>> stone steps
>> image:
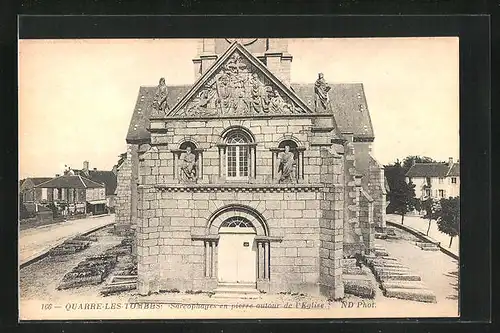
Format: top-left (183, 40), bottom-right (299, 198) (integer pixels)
top-left (212, 283), bottom-right (261, 299)
top-left (384, 288), bottom-right (437, 303)
top-left (364, 246), bottom-right (437, 303)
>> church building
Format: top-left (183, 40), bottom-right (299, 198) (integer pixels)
top-left (115, 38), bottom-right (386, 299)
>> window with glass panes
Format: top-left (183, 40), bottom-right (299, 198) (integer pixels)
top-left (226, 132), bottom-right (250, 179)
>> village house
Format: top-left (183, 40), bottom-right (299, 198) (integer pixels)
top-left (70, 161), bottom-right (119, 212)
top-left (19, 177), bottom-right (53, 203)
top-left (405, 157), bottom-right (460, 200)
top-left (34, 174), bottom-right (107, 216)
top-left (115, 39), bottom-right (387, 299)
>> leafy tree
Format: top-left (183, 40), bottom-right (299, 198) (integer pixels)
top-left (386, 161), bottom-right (417, 224)
top-left (402, 155), bottom-right (437, 174)
top-left (422, 197), bottom-right (440, 236)
top-left (435, 197), bottom-right (460, 248)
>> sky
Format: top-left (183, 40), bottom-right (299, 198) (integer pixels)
top-left (19, 38), bottom-right (459, 179)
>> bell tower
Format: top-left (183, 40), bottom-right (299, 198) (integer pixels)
top-left (192, 38), bottom-right (293, 86)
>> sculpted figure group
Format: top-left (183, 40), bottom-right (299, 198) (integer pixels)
top-left (183, 52), bottom-right (301, 116)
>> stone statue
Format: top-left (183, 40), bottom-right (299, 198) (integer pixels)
top-left (278, 145), bottom-right (296, 183)
top-left (153, 77), bottom-right (169, 113)
top-left (179, 146), bottom-right (198, 182)
top-left (314, 73), bottom-right (331, 111)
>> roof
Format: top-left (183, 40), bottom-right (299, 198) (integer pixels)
top-left (447, 163), bottom-right (460, 177)
top-left (23, 177), bottom-right (54, 186)
top-left (406, 163), bottom-right (452, 178)
top-left (73, 170), bottom-right (117, 195)
top-left (126, 82), bottom-right (374, 142)
top-left (35, 175), bottom-right (105, 189)
top-left (291, 83), bottom-right (374, 139)
top-left (126, 85), bottom-right (191, 142)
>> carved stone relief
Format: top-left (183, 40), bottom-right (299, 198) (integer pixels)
top-left (178, 51), bottom-right (306, 117)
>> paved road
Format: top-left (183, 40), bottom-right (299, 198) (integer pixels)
top-left (19, 214), bottom-right (116, 266)
top-left (387, 214), bottom-right (459, 257)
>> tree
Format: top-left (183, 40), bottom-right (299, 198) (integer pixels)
top-left (422, 197), bottom-right (440, 236)
top-left (386, 161), bottom-right (417, 224)
top-left (402, 155), bottom-right (436, 174)
top-left (435, 197), bottom-right (460, 248)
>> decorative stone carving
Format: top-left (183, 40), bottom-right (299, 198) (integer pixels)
top-left (152, 77), bottom-right (169, 113)
top-left (278, 145), bottom-right (297, 183)
top-left (179, 51), bottom-right (306, 117)
top-left (179, 146), bottom-right (198, 182)
top-left (314, 73), bottom-right (331, 111)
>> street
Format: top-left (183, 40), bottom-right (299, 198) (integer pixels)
top-left (387, 213), bottom-right (459, 257)
top-left (19, 214), bottom-right (116, 266)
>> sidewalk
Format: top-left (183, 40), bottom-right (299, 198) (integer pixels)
top-left (19, 214), bottom-right (116, 266)
top-left (386, 214), bottom-right (459, 258)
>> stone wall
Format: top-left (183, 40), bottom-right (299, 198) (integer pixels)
top-left (115, 144), bottom-right (133, 229)
top-left (136, 182), bottom-right (327, 296)
top-left (318, 146), bottom-right (345, 300)
top-left (342, 135), bottom-right (365, 257)
top-left (368, 156), bottom-right (387, 229)
top-left (359, 189), bottom-right (375, 253)
top-left (148, 118), bottom-right (317, 184)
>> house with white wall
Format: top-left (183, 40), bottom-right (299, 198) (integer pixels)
top-left (405, 157), bottom-right (460, 200)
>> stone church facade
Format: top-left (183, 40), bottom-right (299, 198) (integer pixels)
top-left (115, 38), bottom-right (386, 299)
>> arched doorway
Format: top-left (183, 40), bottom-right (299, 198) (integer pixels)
top-left (217, 217), bottom-right (258, 285)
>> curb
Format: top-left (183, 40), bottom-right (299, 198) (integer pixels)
top-left (386, 221), bottom-right (459, 261)
top-left (20, 222), bottom-right (116, 269)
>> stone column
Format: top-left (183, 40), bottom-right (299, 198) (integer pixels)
top-left (263, 242), bottom-right (269, 279)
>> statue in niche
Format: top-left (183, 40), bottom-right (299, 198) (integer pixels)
top-left (153, 77), bottom-right (169, 113)
top-left (179, 146), bottom-right (198, 182)
top-left (314, 73), bottom-right (331, 111)
top-left (278, 145), bottom-right (297, 183)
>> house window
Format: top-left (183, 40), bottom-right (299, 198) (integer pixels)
top-left (426, 177), bottom-right (431, 185)
top-left (425, 189), bottom-right (431, 197)
top-left (439, 177), bottom-right (444, 184)
top-left (41, 188), bottom-right (47, 200)
top-left (439, 189), bottom-right (445, 198)
top-left (451, 177), bottom-right (457, 184)
top-left (227, 133), bottom-right (249, 179)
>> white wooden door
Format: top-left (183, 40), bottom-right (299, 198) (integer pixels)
top-left (218, 229), bottom-right (256, 284)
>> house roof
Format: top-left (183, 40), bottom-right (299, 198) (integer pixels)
top-left (73, 170), bottom-right (117, 195)
top-left (406, 163), bottom-right (452, 178)
top-left (23, 177), bottom-right (54, 186)
top-left (35, 175), bottom-right (105, 189)
top-left (291, 83), bottom-right (374, 138)
top-left (447, 163), bottom-right (460, 177)
top-left (126, 85), bottom-right (191, 142)
top-left (126, 82), bottom-right (374, 142)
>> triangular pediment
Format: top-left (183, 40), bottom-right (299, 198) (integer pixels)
top-left (165, 42), bottom-right (315, 118)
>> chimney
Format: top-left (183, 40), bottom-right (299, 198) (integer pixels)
top-left (83, 161), bottom-right (89, 172)
top-left (55, 174), bottom-right (60, 177)
top-left (448, 157), bottom-right (453, 165)
top-left (93, 168), bottom-right (97, 171)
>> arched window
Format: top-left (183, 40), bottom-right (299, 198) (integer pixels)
top-left (221, 217), bottom-right (255, 228)
top-left (219, 128), bottom-right (256, 181)
top-left (226, 132), bottom-right (251, 179)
